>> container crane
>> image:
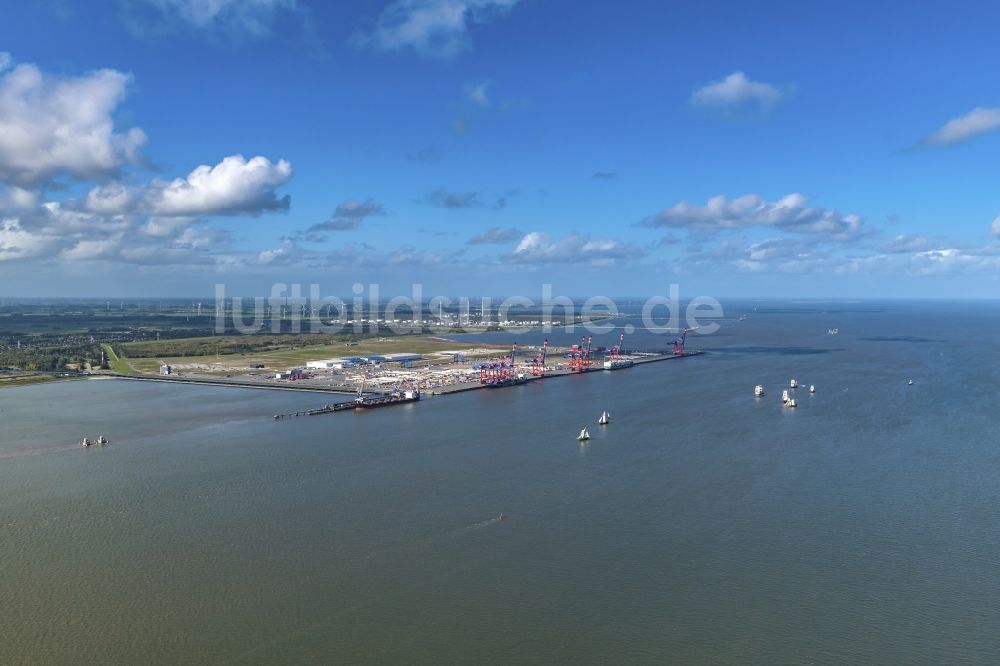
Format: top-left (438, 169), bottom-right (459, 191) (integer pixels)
top-left (609, 332), bottom-right (625, 361)
top-left (672, 327), bottom-right (698, 355)
top-left (531, 339), bottom-right (548, 376)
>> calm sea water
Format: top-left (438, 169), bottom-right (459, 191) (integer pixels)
top-left (3, 300), bottom-right (1000, 664)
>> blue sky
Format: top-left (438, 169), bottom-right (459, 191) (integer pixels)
top-left (1, 0), bottom-right (1000, 298)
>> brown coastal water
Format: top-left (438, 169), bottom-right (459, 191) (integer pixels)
top-left (3, 301), bottom-right (1000, 663)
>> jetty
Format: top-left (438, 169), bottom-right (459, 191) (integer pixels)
top-left (272, 388), bottom-right (421, 419)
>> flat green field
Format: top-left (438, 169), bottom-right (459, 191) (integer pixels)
top-left (101, 344), bottom-right (135, 374)
top-left (123, 336), bottom-right (500, 374)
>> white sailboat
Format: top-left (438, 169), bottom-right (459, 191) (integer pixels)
top-left (786, 398), bottom-right (797, 408)
top-left (577, 428), bottom-right (590, 441)
top-left (781, 389), bottom-right (789, 403)
top-left (790, 378), bottom-right (799, 389)
top-left (754, 384), bottom-right (765, 397)
top-left (809, 385), bottom-right (815, 393)
top-left (598, 411), bottom-right (610, 425)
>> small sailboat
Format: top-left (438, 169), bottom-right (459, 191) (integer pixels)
top-left (789, 378), bottom-right (799, 389)
top-left (598, 411), bottom-right (610, 425)
top-left (782, 389), bottom-right (789, 403)
top-left (80, 437), bottom-right (91, 448)
top-left (754, 384), bottom-right (765, 397)
top-left (97, 435), bottom-right (109, 446)
top-left (809, 385), bottom-right (815, 394)
top-left (577, 428), bottom-right (590, 441)
top-left (908, 379), bottom-right (914, 386)
top-left (786, 398), bottom-right (797, 408)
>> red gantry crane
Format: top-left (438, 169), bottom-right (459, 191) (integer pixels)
top-left (531, 339), bottom-right (548, 376)
top-left (571, 336), bottom-right (593, 372)
top-left (608, 332), bottom-right (625, 361)
top-left (672, 327), bottom-right (698, 356)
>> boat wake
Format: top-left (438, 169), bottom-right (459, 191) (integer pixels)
top-left (0, 443), bottom-right (81, 460)
top-left (461, 514), bottom-right (505, 532)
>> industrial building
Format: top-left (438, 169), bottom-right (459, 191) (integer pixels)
top-left (306, 358), bottom-right (357, 370)
top-left (305, 353), bottom-right (422, 370)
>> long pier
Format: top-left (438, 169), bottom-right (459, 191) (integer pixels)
top-left (272, 400), bottom-right (358, 419)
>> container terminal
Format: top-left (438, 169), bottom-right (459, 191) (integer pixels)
top-left (263, 328), bottom-right (701, 418)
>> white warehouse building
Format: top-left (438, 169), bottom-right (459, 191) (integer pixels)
top-left (306, 358), bottom-right (356, 370)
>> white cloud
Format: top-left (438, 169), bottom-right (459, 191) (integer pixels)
top-left (61, 236), bottom-right (124, 261)
top-left (992, 216), bottom-right (1000, 237)
top-left (879, 234), bottom-right (932, 254)
top-left (691, 71), bottom-right (783, 108)
top-left (0, 61), bottom-right (146, 186)
top-left (926, 107), bottom-right (1000, 146)
top-left (85, 182), bottom-right (137, 215)
top-left (126, 0), bottom-right (296, 36)
top-left (465, 81), bottom-right (490, 106)
top-left (911, 247), bottom-right (1000, 275)
top-left (468, 226), bottom-right (520, 244)
top-left (0, 53), bottom-right (11, 71)
top-left (144, 154), bottom-right (292, 216)
top-left (141, 217), bottom-right (194, 238)
top-left (646, 192), bottom-right (868, 242)
top-left (0, 185), bottom-right (39, 210)
top-left (509, 232), bottom-right (643, 264)
top-left (0, 217), bottom-right (57, 261)
top-left (257, 243), bottom-right (295, 265)
top-left (82, 154), bottom-right (292, 217)
top-left (358, 0), bottom-right (520, 58)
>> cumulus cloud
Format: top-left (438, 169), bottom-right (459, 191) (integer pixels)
top-left (678, 235), bottom-right (836, 275)
top-left (144, 154), bottom-right (292, 216)
top-left (357, 0), bottom-right (521, 58)
top-left (0, 217), bottom-right (57, 261)
top-left (879, 234), bottom-right (932, 254)
top-left (81, 154), bottom-right (292, 217)
top-left (0, 61), bottom-right (146, 187)
top-left (509, 232), bottom-right (644, 264)
top-left (644, 192), bottom-right (869, 242)
top-left (690, 71), bottom-right (783, 109)
top-left (124, 0), bottom-right (297, 37)
top-left (0, 200), bottom-right (222, 266)
top-left (0, 185), bottom-right (39, 210)
top-left (0, 52), bottom-right (11, 71)
top-left (912, 247), bottom-right (1000, 275)
top-left (85, 182), bottom-right (137, 215)
top-left (992, 216), bottom-right (1000, 237)
top-left (257, 242), bottom-right (297, 266)
top-left (926, 107), bottom-right (1000, 146)
top-left (308, 198), bottom-right (386, 232)
top-left (468, 226), bottom-right (520, 244)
